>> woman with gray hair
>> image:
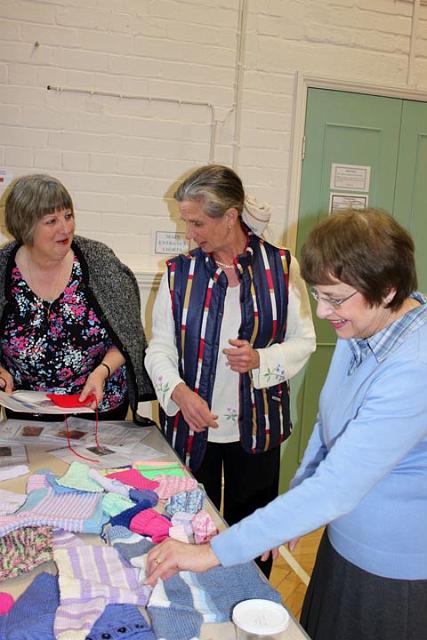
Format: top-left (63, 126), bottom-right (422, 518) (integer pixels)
top-left (0, 174), bottom-right (153, 421)
top-left (145, 164), bottom-right (315, 576)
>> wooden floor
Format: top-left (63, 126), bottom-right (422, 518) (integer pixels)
top-left (269, 528), bottom-right (324, 620)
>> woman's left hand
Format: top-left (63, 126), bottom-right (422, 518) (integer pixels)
top-left (79, 367), bottom-right (107, 408)
top-left (260, 547), bottom-right (280, 563)
top-left (223, 339), bottom-right (260, 373)
top-left (145, 539), bottom-right (220, 586)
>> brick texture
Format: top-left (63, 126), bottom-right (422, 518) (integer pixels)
top-left (0, 0), bottom-right (426, 269)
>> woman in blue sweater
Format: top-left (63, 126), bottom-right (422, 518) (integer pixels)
top-left (146, 209), bottom-right (427, 640)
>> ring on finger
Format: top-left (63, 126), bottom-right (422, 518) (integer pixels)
top-left (154, 557), bottom-right (162, 565)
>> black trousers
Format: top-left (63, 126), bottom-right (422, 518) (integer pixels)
top-left (193, 441), bottom-right (281, 578)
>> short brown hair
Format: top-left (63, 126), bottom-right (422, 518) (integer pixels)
top-left (300, 209), bottom-right (417, 310)
top-left (174, 164), bottom-right (245, 219)
top-left (5, 174), bottom-right (74, 245)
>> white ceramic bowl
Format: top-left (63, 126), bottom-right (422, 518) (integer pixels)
top-left (232, 599), bottom-right (290, 639)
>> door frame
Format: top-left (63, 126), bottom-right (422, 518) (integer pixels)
top-left (286, 73), bottom-right (427, 252)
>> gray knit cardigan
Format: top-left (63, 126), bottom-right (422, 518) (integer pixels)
top-left (0, 235), bottom-right (154, 418)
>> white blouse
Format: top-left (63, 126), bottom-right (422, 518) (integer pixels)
top-left (145, 256), bottom-right (316, 442)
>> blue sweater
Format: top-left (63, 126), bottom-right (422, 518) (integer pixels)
top-left (211, 297), bottom-right (427, 579)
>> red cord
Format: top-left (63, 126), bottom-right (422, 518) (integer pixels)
top-left (94, 402), bottom-right (100, 449)
top-left (64, 404), bottom-right (100, 464)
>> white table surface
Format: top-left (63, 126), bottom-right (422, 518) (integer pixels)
top-left (0, 422), bottom-right (309, 640)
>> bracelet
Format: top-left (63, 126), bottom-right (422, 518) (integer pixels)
top-left (99, 362), bottom-right (111, 379)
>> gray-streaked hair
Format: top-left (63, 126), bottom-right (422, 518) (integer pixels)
top-left (5, 174), bottom-right (74, 245)
top-left (174, 164), bottom-right (245, 218)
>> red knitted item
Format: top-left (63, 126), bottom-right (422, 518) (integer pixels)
top-left (46, 393), bottom-right (94, 408)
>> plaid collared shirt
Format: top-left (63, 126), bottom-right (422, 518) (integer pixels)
top-left (348, 292), bottom-right (427, 374)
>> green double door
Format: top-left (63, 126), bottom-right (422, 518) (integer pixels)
top-left (280, 88), bottom-right (427, 491)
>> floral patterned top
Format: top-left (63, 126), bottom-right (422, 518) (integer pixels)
top-left (0, 256), bottom-right (128, 412)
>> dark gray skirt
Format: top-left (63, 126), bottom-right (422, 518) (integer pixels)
top-left (300, 530), bottom-right (427, 640)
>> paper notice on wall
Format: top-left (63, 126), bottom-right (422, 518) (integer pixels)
top-left (330, 163), bottom-right (371, 192)
top-left (155, 231), bottom-right (189, 255)
top-left (329, 193), bottom-right (368, 214)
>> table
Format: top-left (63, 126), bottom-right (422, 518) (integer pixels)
top-left (0, 423), bottom-right (309, 640)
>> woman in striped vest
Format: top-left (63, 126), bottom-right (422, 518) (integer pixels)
top-left (145, 164), bottom-right (315, 576)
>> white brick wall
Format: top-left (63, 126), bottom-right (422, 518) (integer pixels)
top-left (0, 0), bottom-right (426, 272)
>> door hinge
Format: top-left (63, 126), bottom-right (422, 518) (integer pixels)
top-left (301, 136), bottom-right (306, 160)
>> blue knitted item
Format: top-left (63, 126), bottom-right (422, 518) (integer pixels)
top-left (106, 525), bottom-right (155, 564)
top-left (0, 572), bottom-right (59, 640)
top-left (87, 603), bottom-right (156, 640)
top-left (148, 560), bottom-right (282, 640)
top-left (109, 501), bottom-right (158, 528)
top-left (148, 604), bottom-right (203, 640)
top-left (195, 561), bottom-right (282, 618)
top-left (164, 489), bottom-right (204, 516)
top-left (129, 488), bottom-right (159, 507)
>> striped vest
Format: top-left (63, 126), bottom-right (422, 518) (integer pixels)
top-left (161, 233), bottom-right (292, 472)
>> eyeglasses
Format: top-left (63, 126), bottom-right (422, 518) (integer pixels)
top-left (309, 288), bottom-right (358, 308)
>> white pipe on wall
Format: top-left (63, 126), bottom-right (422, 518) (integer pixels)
top-left (407, 0), bottom-right (421, 86)
top-left (46, 85), bottom-right (217, 162)
top-left (232, 0), bottom-right (248, 170)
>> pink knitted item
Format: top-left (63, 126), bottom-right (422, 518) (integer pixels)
top-left (26, 471), bottom-right (50, 493)
top-left (171, 511), bottom-right (194, 537)
top-left (0, 592), bottom-right (14, 615)
top-left (129, 508), bottom-right (171, 543)
top-left (106, 469), bottom-right (159, 491)
top-left (191, 510), bottom-right (218, 544)
top-left (154, 475), bottom-right (198, 500)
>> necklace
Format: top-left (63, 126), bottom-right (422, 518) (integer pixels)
top-left (39, 298), bottom-right (55, 317)
top-left (215, 260), bottom-right (235, 269)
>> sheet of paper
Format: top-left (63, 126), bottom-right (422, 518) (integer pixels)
top-left (0, 419), bottom-right (93, 447)
top-left (330, 163), bottom-right (371, 192)
top-left (0, 390), bottom-right (94, 414)
top-left (0, 418), bottom-right (152, 451)
top-left (0, 443), bottom-right (28, 466)
top-left (48, 442), bottom-right (167, 468)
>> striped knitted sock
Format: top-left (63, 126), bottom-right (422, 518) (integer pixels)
top-left (107, 526), bottom-right (203, 640)
top-left (0, 487), bottom-right (107, 537)
top-left (148, 573), bottom-right (204, 640)
top-left (147, 561), bottom-right (282, 640)
top-left (106, 525), bottom-right (154, 582)
top-left (53, 535), bottom-right (151, 640)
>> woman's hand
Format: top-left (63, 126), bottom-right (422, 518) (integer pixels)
top-left (145, 539), bottom-right (220, 586)
top-left (288, 537), bottom-right (300, 552)
top-left (171, 383), bottom-right (218, 432)
top-left (260, 547), bottom-right (280, 563)
top-left (0, 367), bottom-right (14, 394)
top-left (223, 339), bottom-right (260, 373)
top-left (79, 348), bottom-right (125, 408)
top-left (79, 366), bottom-right (108, 408)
